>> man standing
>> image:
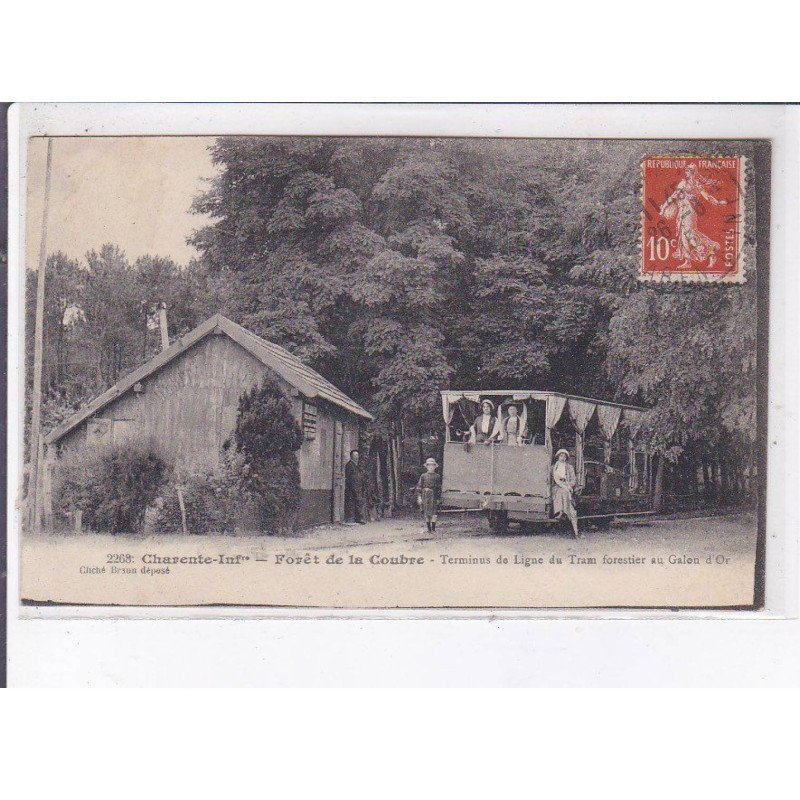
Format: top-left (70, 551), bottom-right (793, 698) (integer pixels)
top-left (344, 449), bottom-right (366, 524)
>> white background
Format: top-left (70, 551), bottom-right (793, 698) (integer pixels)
top-left (7, 103), bottom-right (800, 687)
top-left (1, 7), bottom-right (799, 798)
top-left (1, 690), bottom-right (796, 800)
top-left (0, 7), bottom-right (800, 700)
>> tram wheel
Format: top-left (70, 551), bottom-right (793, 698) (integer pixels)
top-left (488, 510), bottom-right (509, 534)
top-left (519, 520), bottom-right (547, 535)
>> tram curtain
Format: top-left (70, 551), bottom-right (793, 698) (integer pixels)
top-left (623, 408), bottom-right (647, 491)
top-left (597, 405), bottom-right (622, 475)
top-left (544, 395), bottom-right (567, 453)
top-left (597, 405), bottom-right (621, 441)
top-left (520, 402), bottom-right (528, 445)
top-left (442, 396), bottom-right (454, 425)
top-left (568, 399), bottom-right (596, 489)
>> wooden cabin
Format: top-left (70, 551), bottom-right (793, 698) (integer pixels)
top-left (44, 314), bottom-right (373, 529)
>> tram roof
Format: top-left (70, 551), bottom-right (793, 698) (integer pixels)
top-left (439, 389), bottom-right (648, 413)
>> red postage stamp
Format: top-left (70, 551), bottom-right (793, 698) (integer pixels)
top-left (640, 155), bottom-right (745, 283)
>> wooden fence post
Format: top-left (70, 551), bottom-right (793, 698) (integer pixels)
top-left (374, 450), bottom-right (382, 519)
top-left (391, 433), bottom-right (401, 507)
top-left (652, 455), bottom-right (665, 513)
top-left (176, 487), bottom-right (189, 535)
top-left (41, 440), bottom-right (55, 532)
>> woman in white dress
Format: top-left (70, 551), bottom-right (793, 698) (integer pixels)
top-left (552, 448), bottom-right (579, 538)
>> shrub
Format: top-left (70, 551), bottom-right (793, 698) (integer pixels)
top-left (154, 462), bottom-right (241, 535)
top-left (54, 441), bottom-right (171, 533)
top-left (233, 376), bottom-right (303, 531)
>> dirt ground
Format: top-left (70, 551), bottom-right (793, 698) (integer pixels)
top-left (280, 509), bottom-right (757, 555)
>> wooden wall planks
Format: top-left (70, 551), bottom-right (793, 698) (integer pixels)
top-left (55, 333), bottom-right (362, 501)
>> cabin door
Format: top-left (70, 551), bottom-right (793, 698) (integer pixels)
top-left (332, 420), bottom-right (345, 522)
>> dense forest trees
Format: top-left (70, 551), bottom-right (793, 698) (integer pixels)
top-left (25, 244), bottom-right (212, 435)
top-left (188, 138), bottom-right (616, 424)
top-left (26, 137), bottom-right (760, 506)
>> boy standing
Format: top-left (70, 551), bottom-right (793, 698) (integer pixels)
top-left (416, 457), bottom-right (442, 533)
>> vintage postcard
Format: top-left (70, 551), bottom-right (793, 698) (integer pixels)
top-left (10, 106), bottom-right (777, 611)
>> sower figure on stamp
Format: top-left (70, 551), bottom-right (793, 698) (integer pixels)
top-left (659, 163), bottom-right (731, 270)
top-left (552, 448), bottom-right (580, 539)
top-left (416, 457), bottom-right (442, 534)
top-left (344, 449), bottom-right (366, 524)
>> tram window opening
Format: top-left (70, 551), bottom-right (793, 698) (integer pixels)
top-left (524, 399), bottom-right (546, 445)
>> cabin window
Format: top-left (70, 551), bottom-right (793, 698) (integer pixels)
top-left (549, 408), bottom-right (575, 455)
top-left (302, 402), bottom-right (318, 440)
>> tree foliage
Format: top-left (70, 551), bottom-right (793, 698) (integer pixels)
top-left (188, 138), bottom-right (614, 428)
top-left (568, 141), bottom-right (758, 465)
top-left (31, 137), bottom-right (760, 490)
top-left (25, 245), bottom-right (213, 422)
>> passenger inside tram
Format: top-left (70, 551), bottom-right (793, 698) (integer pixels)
top-left (444, 395), bottom-right (547, 448)
top-left (500, 403), bottom-right (528, 446)
top-left (470, 400), bottom-right (500, 444)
